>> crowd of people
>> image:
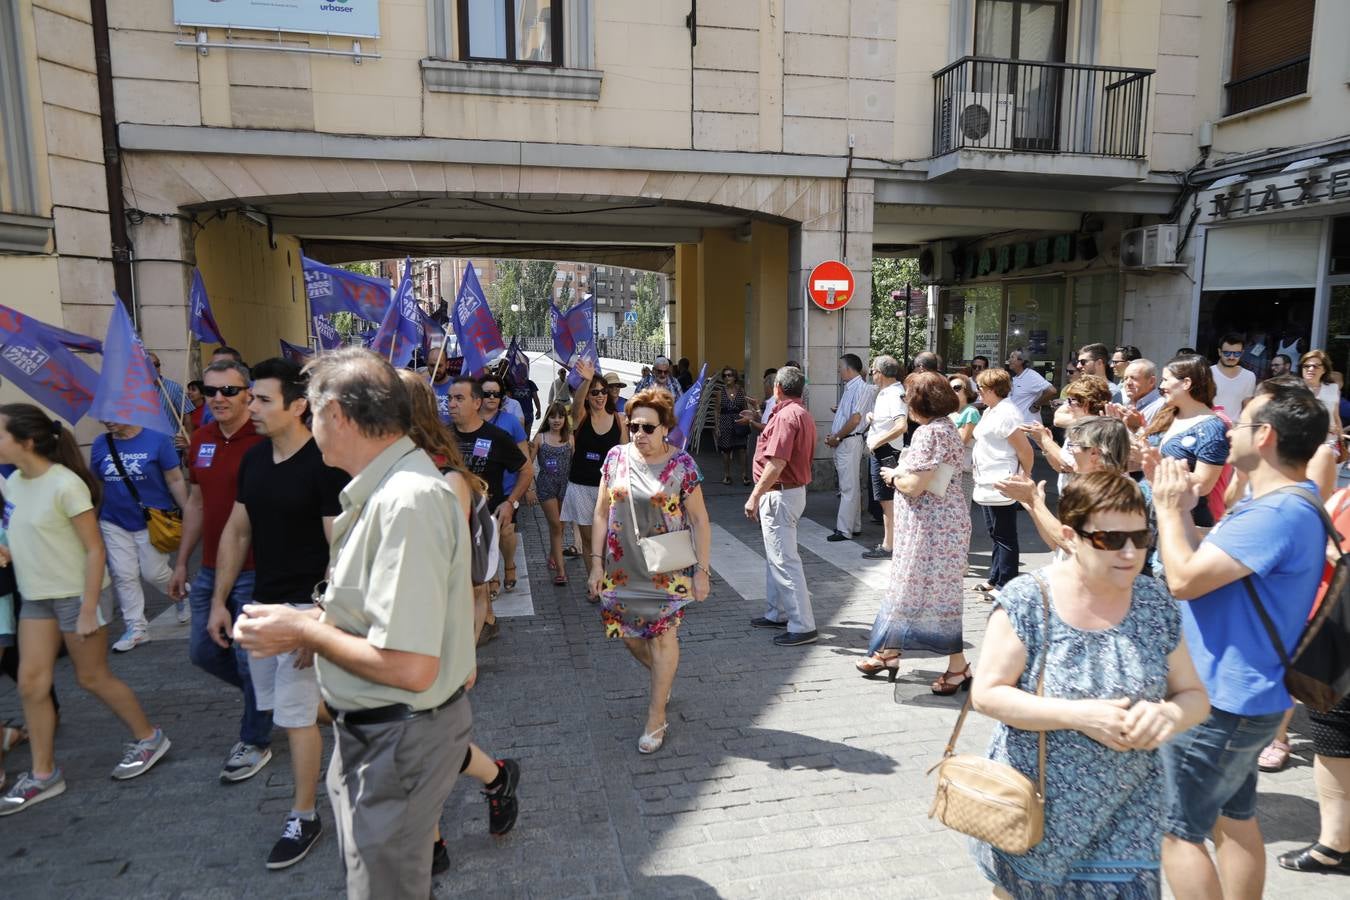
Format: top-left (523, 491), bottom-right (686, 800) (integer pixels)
top-left (0, 331), bottom-right (1347, 899)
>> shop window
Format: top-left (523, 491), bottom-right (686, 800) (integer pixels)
top-left (1005, 281), bottom-right (1066, 385)
top-left (1326, 285), bottom-right (1350, 384)
top-left (457, 0), bottom-right (562, 65)
top-left (1197, 288), bottom-right (1314, 378)
top-left (1330, 215), bottom-right (1350, 276)
top-left (1202, 220), bottom-right (1321, 291)
top-left (1069, 273), bottom-right (1119, 358)
top-left (942, 285), bottom-right (1002, 369)
top-left (1225, 0), bottom-right (1314, 116)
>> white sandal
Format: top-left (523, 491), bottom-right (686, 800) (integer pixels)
top-left (637, 723), bottom-right (669, 754)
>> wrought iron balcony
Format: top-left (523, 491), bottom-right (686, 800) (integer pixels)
top-left (932, 57), bottom-right (1153, 160)
top-left (1225, 56), bottom-right (1309, 116)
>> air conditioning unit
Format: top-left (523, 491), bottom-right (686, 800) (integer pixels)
top-left (939, 92), bottom-right (1014, 152)
top-left (1120, 224), bottom-right (1183, 269)
top-left (918, 240), bottom-right (957, 284)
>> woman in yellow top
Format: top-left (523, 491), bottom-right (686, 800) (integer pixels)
top-left (0, 404), bottom-right (169, 816)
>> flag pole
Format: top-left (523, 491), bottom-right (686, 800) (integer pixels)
top-left (430, 327), bottom-right (450, 383)
top-left (158, 371), bottom-right (190, 441)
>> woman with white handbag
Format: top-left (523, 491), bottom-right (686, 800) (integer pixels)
top-left (587, 390), bottom-right (712, 754)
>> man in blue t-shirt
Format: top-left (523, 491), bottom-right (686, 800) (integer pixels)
top-left (1151, 376), bottom-right (1329, 900)
top-left (92, 423), bottom-right (190, 651)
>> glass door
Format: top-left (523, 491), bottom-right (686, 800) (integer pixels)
top-left (1070, 273), bottom-right (1120, 355)
top-left (942, 285), bottom-right (1003, 371)
top-left (974, 0), bottom-right (1067, 151)
top-left (1005, 280), bottom-right (1066, 385)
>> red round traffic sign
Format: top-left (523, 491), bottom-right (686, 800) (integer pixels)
top-left (807, 260), bottom-right (855, 312)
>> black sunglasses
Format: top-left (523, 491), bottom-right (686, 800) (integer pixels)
top-left (1074, 528), bottom-right (1152, 551)
top-left (628, 422), bottom-right (659, 434)
top-left (201, 385), bottom-right (246, 398)
top-left (481, 390), bottom-right (502, 399)
top-left (588, 388), bottom-right (607, 397)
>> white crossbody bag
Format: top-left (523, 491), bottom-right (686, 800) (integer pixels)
top-left (625, 446), bottom-right (698, 574)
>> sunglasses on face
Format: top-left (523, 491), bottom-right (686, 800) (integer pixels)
top-left (628, 422), bottom-right (659, 435)
top-left (201, 385), bottom-right (246, 398)
top-left (1074, 528), bottom-right (1152, 551)
top-left (1220, 350), bottom-right (1243, 358)
top-left (481, 390), bottom-right (502, 399)
top-left (589, 388), bottom-right (607, 397)
top-left (654, 370), bottom-right (670, 377)
top-left (1075, 358), bottom-right (1092, 367)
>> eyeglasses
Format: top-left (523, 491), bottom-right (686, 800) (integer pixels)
top-left (1074, 528), bottom-right (1152, 551)
top-left (628, 422), bottom-right (659, 434)
top-left (1219, 350), bottom-right (1243, 358)
top-left (654, 368), bottom-right (670, 376)
top-left (588, 388), bottom-right (607, 397)
top-left (201, 385), bottom-right (245, 398)
top-left (481, 390), bottom-right (502, 399)
top-left (1075, 358), bottom-right (1093, 367)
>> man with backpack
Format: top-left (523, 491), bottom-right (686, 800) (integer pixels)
top-left (1151, 376), bottom-right (1330, 900)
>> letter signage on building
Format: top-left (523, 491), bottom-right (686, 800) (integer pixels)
top-left (1207, 163), bottom-right (1350, 222)
top-left (173, 0), bottom-right (381, 39)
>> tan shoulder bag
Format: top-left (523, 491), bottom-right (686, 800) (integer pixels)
top-left (624, 445), bottom-right (697, 574)
top-left (927, 573), bottom-right (1050, 855)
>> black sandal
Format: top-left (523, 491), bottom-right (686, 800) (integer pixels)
top-left (1278, 843), bottom-right (1350, 873)
top-left (563, 545), bottom-right (580, 558)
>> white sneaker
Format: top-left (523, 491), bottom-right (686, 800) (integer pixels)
top-left (174, 600), bottom-right (190, 624)
top-left (112, 628), bottom-right (148, 653)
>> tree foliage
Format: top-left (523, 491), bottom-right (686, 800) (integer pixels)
top-left (626, 271), bottom-right (665, 345)
top-left (870, 257), bottom-right (928, 363)
top-left (488, 259), bottom-right (555, 336)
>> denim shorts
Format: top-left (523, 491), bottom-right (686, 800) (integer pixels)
top-left (18, 590), bottom-right (112, 634)
top-left (870, 449), bottom-right (898, 502)
top-left (1161, 707), bottom-right (1285, 843)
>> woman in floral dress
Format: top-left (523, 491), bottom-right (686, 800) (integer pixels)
top-left (856, 372), bottom-right (971, 694)
top-left (587, 389), bottom-right (712, 754)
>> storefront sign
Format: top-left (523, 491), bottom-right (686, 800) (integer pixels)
top-left (973, 332), bottom-right (1000, 357)
top-left (173, 0), bottom-right (381, 38)
top-left (1209, 164), bottom-right (1350, 221)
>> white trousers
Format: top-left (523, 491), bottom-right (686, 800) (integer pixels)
top-left (100, 520), bottom-right (173, 632)
top-left (833, 436), bottom-right (865, 535)
top-left (759, 487), bottom-right (814, 633)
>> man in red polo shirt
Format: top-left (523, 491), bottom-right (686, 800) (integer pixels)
top-left (168, 360), bottom-right (274, 783)
top-left (744, 366), bottom-right (819, 646)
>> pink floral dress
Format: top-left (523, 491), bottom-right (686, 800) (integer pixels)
top-left (598, 445), bottom-right (704, 639)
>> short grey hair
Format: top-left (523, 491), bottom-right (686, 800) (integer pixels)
top-left (204, 359), bottom-right (251, 385)
top-left (304, 348), bottom-right (410, 438)
top-left (871, 355), bottom-right (901, 379)
top-left (1064, 416), bottom-right (1131, 472)
top-left (1126, 358), bottom-right (1157, 379)
top-left (775, 366), bottom-right (806, 398)
top-left (653, 355), bottom-right (672, 367)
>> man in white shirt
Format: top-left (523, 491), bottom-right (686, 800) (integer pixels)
top-left (1210, 334), bottom-right (1256, 418)
top-left (824, 354), bottom-right (875, 542)
top-left (1005, 350), bottom-right (1056, 425)
top-left (862, 355), bottom-right (906, 559)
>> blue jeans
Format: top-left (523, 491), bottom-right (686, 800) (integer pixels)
top-left (981, 503), bottom-right (1020, 588)
top-left (188, 568), bottom-right (273, 748)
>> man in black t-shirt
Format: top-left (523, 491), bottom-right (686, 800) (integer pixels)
top-left (210, 358), bottom-right (348, 872)
top-left (448, 376), bottom-right (530, 641)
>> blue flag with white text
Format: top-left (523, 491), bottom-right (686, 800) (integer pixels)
top-left (550, 295), bottom-right (599, 390)
top-left (370, 258), bottom-right (425, 368)
top-left (312, 315), bottom-right (342, 350)
top-left (90, 297), bottom-right (176, 434)
top-left (450, 262), bottom-right (505, 376)
top-left (0, 306), bottom-right (100, 422)
top-left (669, 363), bottom-right (707, 450)
top-left (302, 256), bottom-right (392, 323)
top-left (188, 268), bottom-right (225, 344)
top-left (279, 339), bottom-right (314, 364)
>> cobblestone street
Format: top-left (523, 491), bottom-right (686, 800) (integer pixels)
top-left (0, 475), bottom-right (1341, 899)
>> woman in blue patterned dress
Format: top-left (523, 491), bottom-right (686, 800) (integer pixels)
top-left (1143, 355), bottom-right (1231, 528)
top-left (587, 389), bottom-right (712, 755)
top-left (969, 472), bottom-right (1209, 898)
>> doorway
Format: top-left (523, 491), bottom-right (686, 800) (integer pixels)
top-left (973, 0), bottom-right (1067, 151)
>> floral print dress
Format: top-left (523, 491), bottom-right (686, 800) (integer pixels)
top-left (598, 444), bottom-right (704, 639)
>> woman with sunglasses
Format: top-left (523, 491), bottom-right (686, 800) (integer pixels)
top-left (563, 372), bottom-right (626, 591)
top-left (1024, 375), bottom-right (1113, 493)
top-left (713, 368), bottom-right (751, 485)
top-left (587, 390), bottom-right (711, 754)
top-left (1299, 349), bottom-right (1343, 499)
top-left (969, 472), bottom-right (1208, 898)
top-left (1143, 354), bottom-right (1231, 528)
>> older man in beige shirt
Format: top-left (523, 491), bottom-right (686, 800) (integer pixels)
top-left (235, 348), bottom-right (474, 900)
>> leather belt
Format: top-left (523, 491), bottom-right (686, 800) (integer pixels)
top-left (763, 482), bottom-right (805, 492)
top-left (328, 683), bottom-right (466, 727)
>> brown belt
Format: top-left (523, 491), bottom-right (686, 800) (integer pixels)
top-left (763, 482), bottom-right (805, 492)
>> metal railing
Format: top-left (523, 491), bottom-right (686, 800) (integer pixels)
top-left (1225, 56), bottom-right (1310, 116)
top-left (518, 335), bottom-right (665, 365)
top-left (932, 56), bottom-right (1153, 159)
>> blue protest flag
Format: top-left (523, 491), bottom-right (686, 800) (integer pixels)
top-left (554, 296), bottom-right (599, 391)
top-left (188, 268), bottom-right (225, 344)
top-left (279, 339), bottom-right (314, 364)
top-left (370, 258), bottom-right (426, 368)
top-left (669, 363), bottom-right (708, 450)
top-left (450, 262), bottom-right (505, 376)
top-left (505, 337), bottom-right (531, 386)
top-left (302, 256), bottom-right (391, 323)
top-left (0, 308), bottom-right (100, 423)
top-left (89, 297), bottom-right (177, 435)
top-left (0, 303), bottom-right (102, 354)
top-left (312, 315), bottom-right (343, 350)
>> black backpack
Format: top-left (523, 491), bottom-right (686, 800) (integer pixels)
top-left (1242, 485), bottom-right (1350, 712)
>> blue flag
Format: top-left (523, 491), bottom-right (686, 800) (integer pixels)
top-left (505, 337), bottom-right (531, 386)
top-left (90, 297), bottom-right (177, 435)
top-left (669, 363), bottom-right (708, 450)
top-left (550, 295), bottom-right (599, 391)
top-left (312, 316), bottom-right (342, 350)
top-left (302, 256), bottom-right (391, 323)
top-left (279, 339), bottom-right (314, 364)
top-left (370, 258), bottom-right (425, 368)
top-left (450, 262), bottom-right (505, 376)
top-left (188, 268), bottom-right (225, 344)
top-left (0, 307), bottom-right (100, 423)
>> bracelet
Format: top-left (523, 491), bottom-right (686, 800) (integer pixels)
top-left (696, 564), bottom-right (711, 575)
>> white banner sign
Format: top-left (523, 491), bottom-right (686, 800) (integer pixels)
top-left (173, 0), bottom-right (381, 38)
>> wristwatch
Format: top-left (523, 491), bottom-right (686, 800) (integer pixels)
top-left (511, 500), bottom-right (520, 510)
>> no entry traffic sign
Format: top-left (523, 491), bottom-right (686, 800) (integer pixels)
top-left (807, 260), bottom-right (855, 312)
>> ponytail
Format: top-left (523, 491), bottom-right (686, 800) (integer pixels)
top-left (0, 403), bottom-right (103, 508)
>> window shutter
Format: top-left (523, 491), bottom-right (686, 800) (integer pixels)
top-left (1231, 0), bottom-right (1315, 78)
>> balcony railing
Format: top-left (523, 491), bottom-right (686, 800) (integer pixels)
top-left (1225, 56), bottom-right (1310, 116)
top-left (932, 57), bottom-right (1153, 159)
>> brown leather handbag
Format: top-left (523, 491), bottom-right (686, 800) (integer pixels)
top-left (928, 573), bottom-right (1050, 855)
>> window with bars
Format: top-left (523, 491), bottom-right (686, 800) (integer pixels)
top-left (1225, 0), bottom-right (1315, 115)
top-left (457, 0), bottom-right (563, 65)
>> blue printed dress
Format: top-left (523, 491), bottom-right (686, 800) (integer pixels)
top-left (972, 572), bottom-right (1181, 898)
